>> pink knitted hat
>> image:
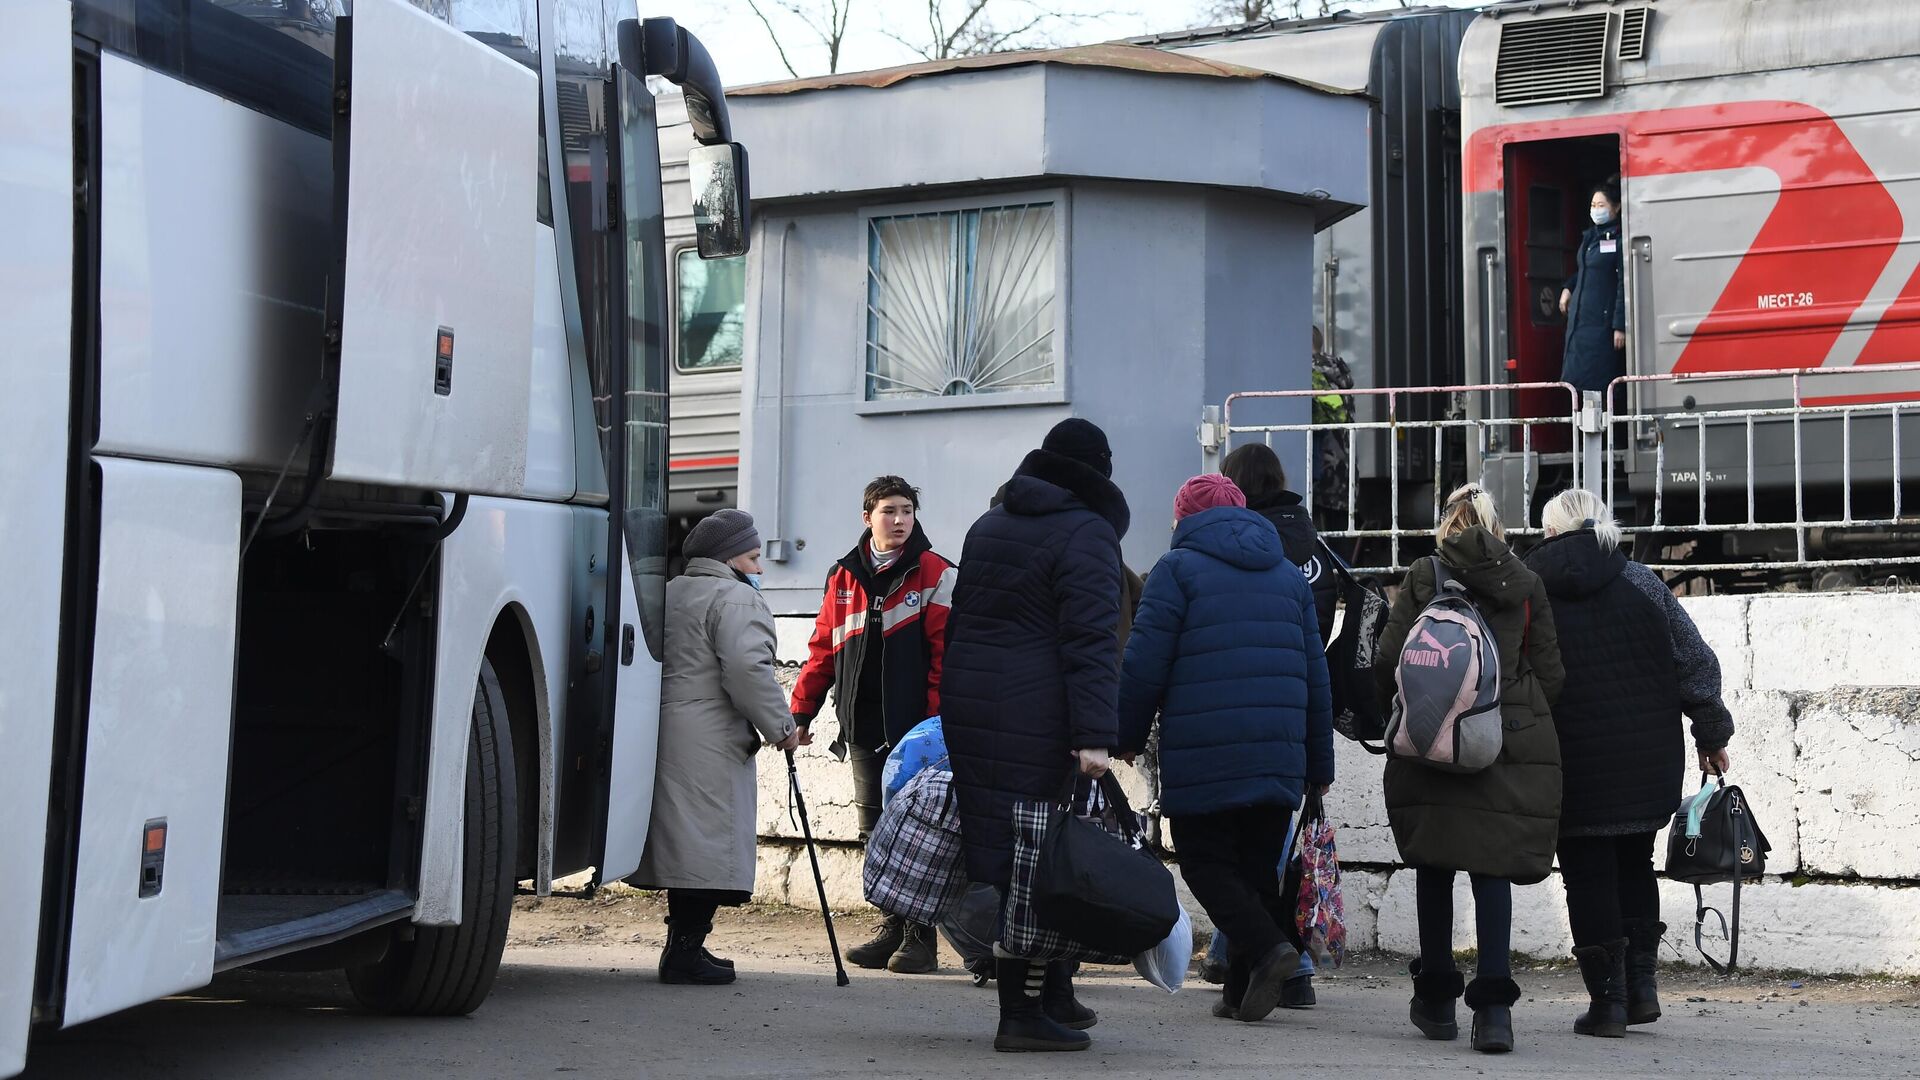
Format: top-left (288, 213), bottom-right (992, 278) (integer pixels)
top-left (1174, 474), bottom-right (1246, 521)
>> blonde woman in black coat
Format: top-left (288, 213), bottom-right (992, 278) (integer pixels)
top-left (1525, 489), bottom-right (1734, 1038)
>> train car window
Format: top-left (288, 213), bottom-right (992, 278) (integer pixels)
top-left (675, 248), bottom-right (745, 372)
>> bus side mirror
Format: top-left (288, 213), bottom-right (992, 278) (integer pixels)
top-left (688, 142), bottom-right (750, 259)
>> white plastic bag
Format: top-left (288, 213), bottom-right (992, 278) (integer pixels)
top-left (1133, 903), bottom-right (1193, 993)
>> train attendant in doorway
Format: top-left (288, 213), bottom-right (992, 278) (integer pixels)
top-left (1559, 181), bottom-right (1628, 396)
top-left (790, 476), bottom-right (957, 975)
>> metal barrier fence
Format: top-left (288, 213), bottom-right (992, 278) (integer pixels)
top-left (1603, 363), bottom-right (1920, 573)
top-left (1202, 365), bottom-right (1920, 577)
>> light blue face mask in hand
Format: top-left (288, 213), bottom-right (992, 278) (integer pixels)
top-left (743, 573), bottom-right (763, 591)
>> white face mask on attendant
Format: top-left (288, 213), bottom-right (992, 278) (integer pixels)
top-left (1591, 207), bottom-right (1614, 226)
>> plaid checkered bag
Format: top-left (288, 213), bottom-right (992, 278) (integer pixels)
top-left (1002, 781), bottom-right (1135, 965)
top-left (862, 764), bottom-right (966, 924)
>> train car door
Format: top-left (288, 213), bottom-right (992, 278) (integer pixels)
top-left (1502, 136), bottom-right (1621, 444)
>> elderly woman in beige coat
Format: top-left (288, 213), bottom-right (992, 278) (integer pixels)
top-left (632, 509), bottom-right (804, 986)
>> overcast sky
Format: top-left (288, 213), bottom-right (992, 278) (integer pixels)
top-left (641, 1), bottom-right (1482, 88)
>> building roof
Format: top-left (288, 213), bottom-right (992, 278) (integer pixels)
top-left (726, 46), bottom-right (1370, 227)
top-left (729, 42), bottom-right (1354, 98)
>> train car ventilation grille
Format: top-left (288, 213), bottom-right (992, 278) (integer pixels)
top-left (1495, 12), bottom-right (1611, 107)
top-left (1618, 8), bottom-right (1651, 62)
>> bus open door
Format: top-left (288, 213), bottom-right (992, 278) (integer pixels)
top-left (0, 5), bottom-right (74, 1072)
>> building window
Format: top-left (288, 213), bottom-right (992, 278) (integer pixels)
top-left (676, 249), bottom-right (746, 372)
top-left (864, 199), bottom-right (1061, 403)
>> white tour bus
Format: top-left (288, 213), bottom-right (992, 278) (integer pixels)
top-left (0, 0), bottom-right (749, 1073)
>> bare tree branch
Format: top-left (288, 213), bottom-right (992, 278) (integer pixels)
top-left (939, 0), bottom-right (994, 59)
top-left (742, 0), bottom-right (802, 79)
top-left (740, 0), bottom-right (856, 77)
top-left (887, 0), bottom-right (1112, 61)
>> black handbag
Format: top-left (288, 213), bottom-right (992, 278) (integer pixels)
top-left (1032, 773), bottom-right (1180, 958)
top-left (1319, 541), bottom-right (1390, 748)
top-left (1664, 769), bottom-right (1771, 973)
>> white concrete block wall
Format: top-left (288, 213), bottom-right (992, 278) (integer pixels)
top-left (1747, 594), bottom-right (1920, 692)
top-left (1682, 595), bottom-right (1752, 692)
top-left (1794, 687), bottom-right (1920, 879)
top-left (742, 592), bottom-right (1920, 975)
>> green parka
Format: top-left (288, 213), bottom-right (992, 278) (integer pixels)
top-left (1375, 527), bottom-right (1566, 884)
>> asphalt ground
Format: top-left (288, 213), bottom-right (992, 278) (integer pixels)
top-left (21, 893), bottom-right (1920, 1079)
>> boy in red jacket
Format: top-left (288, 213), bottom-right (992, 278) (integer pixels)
top-left (790, 475), bottom-right (956, 973)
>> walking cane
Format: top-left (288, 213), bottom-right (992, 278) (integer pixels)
top-left (786, 749), bottom-right (852, 987)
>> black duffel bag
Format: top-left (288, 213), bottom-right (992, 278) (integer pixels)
top-left (1319, 541), bottom-right (1390, 748)
top-left (1665, 769), bottom-right (1771, 973)
top-left (1032, 773), bottom-right (1179, 958)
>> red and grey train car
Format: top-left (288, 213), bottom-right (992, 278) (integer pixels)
top-left (1163, 0), bottom-right (1920, 574)
top-left (1463, 0), bottom-right (1920, 570)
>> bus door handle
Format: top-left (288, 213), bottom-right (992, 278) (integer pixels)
top-left (621, 624), bottom-right (636, 666)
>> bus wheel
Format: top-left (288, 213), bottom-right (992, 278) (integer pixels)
top-left (348, 658), bottom-right (519, 1015)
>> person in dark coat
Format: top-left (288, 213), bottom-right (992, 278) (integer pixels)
top-left (1119, 474), bottom-right (1333, 1024)
top-left (1222, 443), bottom-right (1338, 646)
top-left (1200, 443), bottom-right (1337, 1006)
top-left (943, 417), bottom-right (1128, 1053)
top-left (1558, 182), bottom-right (1628, 395)
top-left (1376, 484), bottom-right (1564, 1054)
top-left (1526, 488), bottom-right (1735, 1038)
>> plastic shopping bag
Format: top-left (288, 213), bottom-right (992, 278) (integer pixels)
top-left (881, 716), bottom-right (946, 805)
top-left (1133, 903), bottom-right (1193, 993)
top-left (1295, 792), bottom-right (1347, 967)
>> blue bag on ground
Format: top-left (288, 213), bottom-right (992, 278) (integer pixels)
top-left (881, 716), bottom-right (946, 804)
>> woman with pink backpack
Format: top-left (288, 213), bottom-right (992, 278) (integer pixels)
top-left (1375, 485), bottom-right (1564, 1054)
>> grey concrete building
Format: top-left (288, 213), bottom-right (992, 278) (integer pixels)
top-left (726, 45), bottom-right (1370, 613)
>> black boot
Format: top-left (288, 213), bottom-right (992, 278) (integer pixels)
top-left (846, 913), bottom-right (904, 970)
top-left (1572, 939), bottom-right (1630, 1038)
top-left (665, 916), bottom-right (733, 969)
top-left (1199, 954), bottom-right (1229, 985)
top-left (658, 925), bottom-right (735, 986)
top-left (1408, 959), bottom-right (1464, 1041)
top-left (1212, 960), bottom-right (1248, 1019)
top-left (1623, 919), bottom-right (1665, 1025)
top-left (887, 921), bottom-right (938, 974)
top-left (1280, 972), bottom-right (1317, 1009)
top-left (1465, 976), bottom-right (1520, 1054)
top-left (1041, 961), bottom-right (1098, 1030)
top-left (994, 959), bottom-right (1091, 1052)
top-left (1237, 942), bottom-right (1300, 1023)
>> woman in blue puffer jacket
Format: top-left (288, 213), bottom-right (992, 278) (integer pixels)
top-left (1119, 474), bottom-right (1334, 1025)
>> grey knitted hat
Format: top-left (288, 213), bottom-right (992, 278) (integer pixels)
top-left (683, 508), bottom-right (761, 563)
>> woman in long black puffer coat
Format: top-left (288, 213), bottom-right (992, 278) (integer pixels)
top-left (943, 418), bottom-right (1129, 1054)
top-left (1525, 488), bottom-right (1734, 1040)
